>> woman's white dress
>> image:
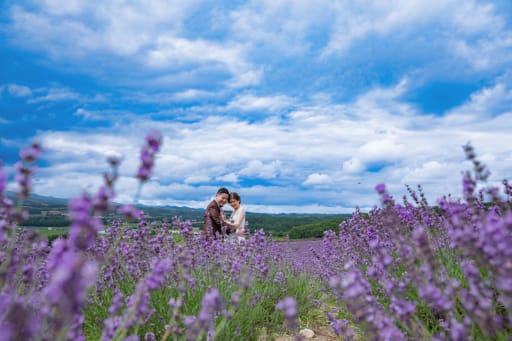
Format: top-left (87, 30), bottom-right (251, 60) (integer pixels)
top-left (229, 205), bottom-right (246, 242)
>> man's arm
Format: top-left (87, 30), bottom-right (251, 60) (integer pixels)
top-left (208, 205), bottom-right (222, 228)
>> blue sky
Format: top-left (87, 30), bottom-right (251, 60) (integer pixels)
top-left (1, 0), bottom-right (512, 213)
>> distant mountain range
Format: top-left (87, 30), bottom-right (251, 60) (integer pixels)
top-left (6, 192), bottom-right (349, 236)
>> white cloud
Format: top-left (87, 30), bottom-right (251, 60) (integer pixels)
top-left (171, 89), bottom-right (216, 101)
top-left (227, 94), bottom-right (295, 112)
top-left (322, 0), bottom-right (499, 56)
top-left (245, 203), bottom-right (350, 214)
top-left (7, 83), bottom-right (32, 97)
top-left (29, 88), bottom-right (81, 103)
top-left (8, 1), bottom-right (261, 87)
top-left (342, 158), bottom-right (364, 174)
top-left (216, 173), bottom-right (238, 183)
top-left (444, 82), bottom-right (512, 121)
top-left (38, 0), bottom-right (88, 15)
top-left (184, 174), bottom-right (211, 184)
top-left (358, 139), bottom-right (405, 163)
top-left (74, 108), bottom-right (94, 119)
top-left (147, 37), bottom-right (239, 68)
top-left (38, 131), bottom-right (135, 166)
top-left (227, 68), bottom-right (264, 88)
top-left (452, 34), bottom-right (512, 71)
top-left (146, 37), bottom-right (260, 87)
top-left (303, 173), bottom-right (331, 186)
top-left (317, 0), bottom-right (512, 81)
top-left (402, 161), bottom-right (452, 183)
top-left (229, 0), bottom-right (335, 55)
top-left (10, 1), bottom-right (203, 55)
top-left (239, 160), bottom-right (282, 179)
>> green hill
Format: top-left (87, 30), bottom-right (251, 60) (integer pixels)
top-left (244, 213), bottom-right (347, 237)
top-left (287, 218), bottom-right (345, 239)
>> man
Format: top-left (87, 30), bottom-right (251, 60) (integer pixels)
top-left (203, 187), bottom-right (230, 240)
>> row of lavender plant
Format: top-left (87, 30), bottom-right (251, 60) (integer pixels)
top-left (0, 132), bottom-right (321, 340)
top-left (304, 144), bottom-right (511, 340)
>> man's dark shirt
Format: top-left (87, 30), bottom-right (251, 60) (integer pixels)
top-left (204, 199), bottom-right (223, 239)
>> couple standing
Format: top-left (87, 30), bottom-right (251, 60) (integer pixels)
top-left (203, 187), bottom-right (246, 242)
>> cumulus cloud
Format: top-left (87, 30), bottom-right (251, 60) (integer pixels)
top-left (184, 174), bottom-right (211, 184)
top-left (402, 161), bottom-right (454, 184)
top-left (229, 0), bottom-right (335, 55)
top-left (322, 0), bottom-right (507, 58)
top-left (216, 173), bottom-right (238, 183)
top-left (146, 37), bottom-right (255, 83)
top-left (303, 173), bottom-right (331, 186)
top-left (7, 1), bottom-right (260, 88)
top-left (342, 158), bottom-right (365, 174)
top-left (10, 1), bottom-right (201, 55)
top-left (39, 131), bottom-right (135, 165)
top-left (239, 160), bottom-right (282, 179)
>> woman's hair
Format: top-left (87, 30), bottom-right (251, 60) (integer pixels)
top-left (230, 192), bottom-right (241, 203)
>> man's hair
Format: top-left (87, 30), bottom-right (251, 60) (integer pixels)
top-left (217, 187), bottom-right (229, 196)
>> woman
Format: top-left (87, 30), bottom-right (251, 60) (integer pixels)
top-left (224, 192), bottom-right (246, 242)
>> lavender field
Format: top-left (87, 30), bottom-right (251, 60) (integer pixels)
top-left (1, 131), bottom-right (511, 340)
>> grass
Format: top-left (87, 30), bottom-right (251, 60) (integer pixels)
top-left (83, 264), bottom-right (331, 341)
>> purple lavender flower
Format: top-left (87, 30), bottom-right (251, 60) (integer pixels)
top-left (276, 296), bottom-right (298, 330)
top-left (67, 195), bottom-right (103, 251)
top-left (93, 186), bottom-right (114, 212)
top-left (448, 316), bottom-right (470, 341)
top-left (198, 288), bottom-right (223, 328)
top-left (12, 142), bottom-right (43, 199)
top-left (14, 161), bottom-right (34, 198)
top-left (375, 183), bottom-right (386, 194)
top-left (0, 161), bottom-right (7, 196)
top-left (145, 129), bottom-right (163, 153)
top-left (136, 130), bottom-right (163, 182)
top-left (0, 297), bottom-right (40, 341)
top-left (327, 315), bottom-right (355, 339)
top-left (183, 316), bottom-right (201, 340)
top-left (274, 270), bottom-right (284, 285)
top-left (119, 282), bottom-right (154, 333)
top-left (44, 251), bottom-right (98, 314)
top-left (22, 263), bottom-right (34, 284)
top-left (19, 142), bottom-right (42, 163)
top-left (108, 288), bottom-right (125, 315)
top-left (118, 204), bottom-right (143, 221)
top-left (145, 258), bottom-right (171, 290)
top-left (144, 332), bottom-right (156, 341)
top-left (183, 315), bottom-right (197, 327)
